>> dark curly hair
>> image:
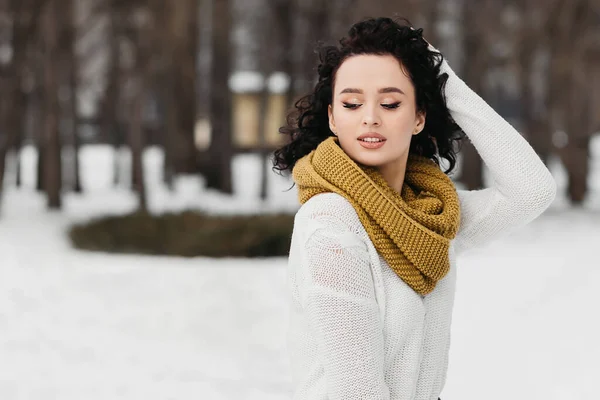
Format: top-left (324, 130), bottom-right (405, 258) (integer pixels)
top-left (272, 17), bottom-right (465, 176)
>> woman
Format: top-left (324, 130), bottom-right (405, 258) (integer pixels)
top-left (273, 17), bottom-right (556, 400)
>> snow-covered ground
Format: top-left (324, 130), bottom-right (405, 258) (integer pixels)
top-left (1, 141), bottom-right (599, 400)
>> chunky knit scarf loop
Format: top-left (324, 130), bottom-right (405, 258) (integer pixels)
top-left (292, 136), bottom-right (461, 295)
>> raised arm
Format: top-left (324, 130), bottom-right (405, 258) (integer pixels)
top-left (436, 52), bottom-right (557, 254)
top-left (297, 195), bottom-right (390, 399)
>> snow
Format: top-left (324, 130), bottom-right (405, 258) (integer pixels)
top-left (1, 143), bottom-right (599, 400)
top-left (229, 71), bottom-right (291, 94)
top-left (267, 73), bottom-right (291, 94)
top-left (229, 71), bottom-right (265, 93)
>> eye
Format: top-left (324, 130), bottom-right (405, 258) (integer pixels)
top-left (382, 102), bottom-right (401, 109)
top-left (342, 102), bottom-right (361, 109)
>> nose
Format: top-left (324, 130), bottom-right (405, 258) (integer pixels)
top-left (361, 105), bottom-right (381, 127)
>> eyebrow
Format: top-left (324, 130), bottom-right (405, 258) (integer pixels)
top-left (339, 87), bottom-right (405, 95)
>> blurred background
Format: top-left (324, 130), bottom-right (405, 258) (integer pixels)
top-left (0, 0), bottom-right (599, 399)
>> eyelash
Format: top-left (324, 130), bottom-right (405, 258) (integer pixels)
top-left (342, 102), bottom-right (401, 110)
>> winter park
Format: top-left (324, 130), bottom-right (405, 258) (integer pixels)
top-left (1, 1), bottom-right (600, 400)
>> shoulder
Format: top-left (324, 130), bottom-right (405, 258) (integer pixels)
top-left (292, 193), bottom-right (368, 246)
top-left (295, 193), bottom-right (361, 227)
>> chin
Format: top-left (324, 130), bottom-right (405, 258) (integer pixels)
top-left (341, 140), bottom-right (404, 167)
top-left (347, 150), bottom-right (389, 168)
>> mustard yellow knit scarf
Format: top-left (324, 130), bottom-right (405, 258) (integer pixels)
top-left (292, 136), bottom-right (461, 295)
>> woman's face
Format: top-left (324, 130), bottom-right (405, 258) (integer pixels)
top-left (328, 54), bottom-right (425, 170)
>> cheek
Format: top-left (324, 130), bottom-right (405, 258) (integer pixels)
top-left (388, 112), bottom-right (417, 134)
top-left (333, 109), bottom-right (357, 128)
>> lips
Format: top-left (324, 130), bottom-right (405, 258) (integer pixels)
top-left (358, 133), bottom-right (387, 142)
top-left (357, 133), bottom-right (386, 149)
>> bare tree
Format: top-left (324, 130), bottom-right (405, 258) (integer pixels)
top-left (457, 0), bottom-right (506, 190)
top-left (127, 3), bottom-right (155, 212)
top-left (519, 0), bottom-right (600, 204)
top-left (129, 71), bottom-right (148, 212)
top-left (256, 26), bottom-right (272, 201)
top-left (164, 0), bottom-right (198, 177)
top-left (0, 0), bottom-right (43, 211)
top-left (205, 0), bottom-right (233, 193)
top-left (547, 0), bottom-right (599, 204)
top-left (256, 0), bottom-right (292, 200)
top-left (103, 0), bottom-right (125, 186)
top-left (62, 0), bottom-right (82, 192)
top-left (512, 0), bottom-right (553, 165)
top-left (267, 0), bottom-right (296, 111)
top-left (41, 0), bottom-right (62, 209)
top-left (290, 0), bottom-right (328, 101)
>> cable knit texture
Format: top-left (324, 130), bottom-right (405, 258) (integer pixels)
top-left (292, 137), bottom-right (461, 295)
top-left (285, 53), bottom-right (557, 400)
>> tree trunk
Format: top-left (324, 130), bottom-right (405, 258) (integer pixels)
top-left (127, 2), bottom-right (155, 212)
top-left (527, 118), bottom-right (552, 165)
top-left (0, 90), bottom-right (8, 200)
top-left (458, 0), bottom-right (486, 190)
top-left (161, 68), bottom-right (176, 189)
top-left (562, 137), bottom-right (589, 204)
top-left (206, 0), bottom-right (233, 193)
top-left (281, 5), bottom-right (295, 113)
top-left (104, 3), bottom-right (123, 186)
top-left (130, 80), bottom-right (148, 212)
top-left (68, 0), bottom-right (82, 193)
top-left (42, 0), bottom-right (62, 209)
top-left (26, 84), bottom-right (44, 191)
top-left (167, 0), bottom-right (198, 175)
top-left (9, 88), bottom-right (28, 190)
top-left (14, 129), bottom-right (23, 188)
top-left (292, 1), bottom-right (328, 99)
top-left (36, 124), bottom-right (44, 191)
top-left (563, 55), bottom-right (592, 205)
top-left (0, 0), bottom-right (43, 202)
top-left (0, 140), bottom-right (6, 212)
top-left (545, 0), bottom-right (594, 204)
top-left (515, 4), bottom-right (552, 166)
top-left (459, 64), bottom-right (485, 188)
top-left (257, 78), bottom-right (270, 201)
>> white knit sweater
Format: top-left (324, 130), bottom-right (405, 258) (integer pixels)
top-left (285, 56), bottom-right (557, 400)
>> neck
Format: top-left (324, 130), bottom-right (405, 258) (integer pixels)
top-left (378, 153), bottom-right (409, 193)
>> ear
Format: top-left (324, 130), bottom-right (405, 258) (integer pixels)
top-left (413, 111), bottom-right (426, 135)
top-left (328, 104), bottom-right (336, 134)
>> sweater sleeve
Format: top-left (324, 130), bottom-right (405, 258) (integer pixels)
top-left (300, 206), bottom-right (390, 400)
top-left (436, 54), bottom-right (557, 255)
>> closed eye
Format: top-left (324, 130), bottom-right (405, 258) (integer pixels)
top-left (342, 102), bottom-right (401, 110)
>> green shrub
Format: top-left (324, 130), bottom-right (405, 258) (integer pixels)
top-left (68, 210), bottom-right (295, 258)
